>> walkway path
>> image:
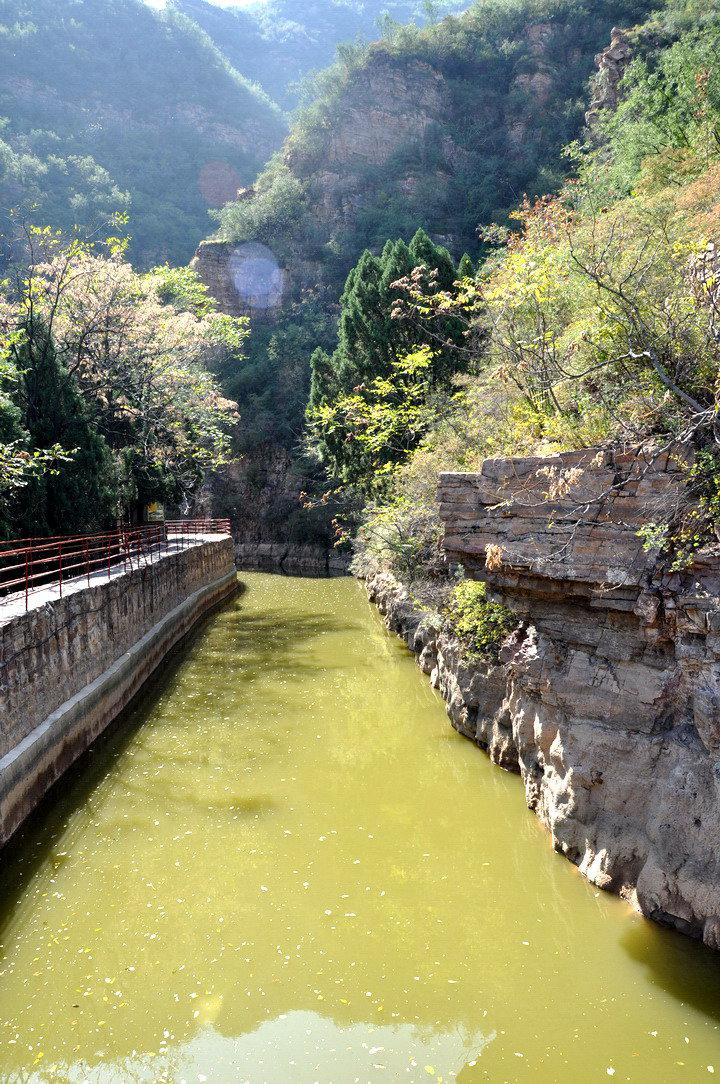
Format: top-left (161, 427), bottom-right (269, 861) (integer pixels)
top-left (0, 532), bottom-right (227, 626)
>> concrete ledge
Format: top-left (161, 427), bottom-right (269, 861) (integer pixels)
top-left (0, 569), bottom-right (238, 845)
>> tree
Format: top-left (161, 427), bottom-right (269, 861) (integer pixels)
top-left (15, 329), bottom-right (118, 535)
top-left (0, 227), bottom-right (248, 533)
top-left (458, 252), bottom-right (474, 278)
top-left (307, 346), bottom-right (456, 493)
top-left (310, 228), bottom-right (464, 411)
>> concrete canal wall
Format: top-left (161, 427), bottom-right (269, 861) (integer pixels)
top-left (0, 536), bottom-right (238, 845)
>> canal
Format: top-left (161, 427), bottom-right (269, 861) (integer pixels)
top-left (0, 573), bottom-right (718, 1081)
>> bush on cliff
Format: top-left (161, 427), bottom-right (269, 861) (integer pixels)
top-left (446, 580), bottom-right (516, 661)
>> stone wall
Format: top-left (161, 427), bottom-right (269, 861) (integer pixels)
top-left (363, 446), bottom-right (720, 948)
top-left (235, 542), bottom-right (350, 578)
top-left (0, 538), bottom-right (237, 844)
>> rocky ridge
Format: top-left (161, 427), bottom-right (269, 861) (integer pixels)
top-left (585, 26), bottom-right (633, 129)
top-left (360, 446), bottom-right (720, 948)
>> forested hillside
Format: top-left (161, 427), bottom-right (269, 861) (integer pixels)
top-left (175, 0), bottom-right (468, 110)
top-left (216, 0), bottom-right (654, 260)
top-left (197, 0), bottom-right (655, 540)
top-left (0, 0), bottom-right (286, 267)
top-left (314, 0), bottom-right (720, 587)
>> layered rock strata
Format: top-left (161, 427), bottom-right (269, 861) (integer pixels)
top-left (364, 446), bottom-right (720, 948)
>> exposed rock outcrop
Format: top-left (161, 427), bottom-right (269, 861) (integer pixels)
top-left (192, 51), bottom-right (461, 317)
top-left (191, 240), bottom-right (288, 320)
top-left (361, 446), bottom-right (720, 948)
top-left (585, 26), bottom-right (633, 130)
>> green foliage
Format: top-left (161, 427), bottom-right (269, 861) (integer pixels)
top-left (308, 346), bottom-right (456, 492)
top-left (0, 126), bottom-right (130, 259)
top-left (457, 252), bottom-right (475, 278)
top-left (213, 161), bottom-right (307, 255)
top-left (354, 490), bottom-right (446, 585)
top-left (221, 293), bottom-right (337, 452)
top-left (211, 0), bottom-right (657, 481)
top-left (147, 265), bottom-right (216, 319)
top-left (14, 331), bottom-right (118, 536)
top-left (592, 19), bottom-right (720, 195)
top-left (0, 229), bottom-right (246, 537)
top-left (446, 579), bottom-right (516, 661)
top-left (310, 229), bottom-right (462, 409)
top-left (306, 229), bottom-right (468, 491)
top-left (175, 0), bottom-right (468, 111)
top-left (0, 0), bottom-right (287, 269)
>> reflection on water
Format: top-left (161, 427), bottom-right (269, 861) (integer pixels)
top-left (0, 573), bottom-right (718, 1082)
top-left (23, 1014), bottom-right (493, 1083)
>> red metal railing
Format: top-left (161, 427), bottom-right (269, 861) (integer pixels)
top-left (166, 518), bottom-right (231, 540)
top-left (0, 518), bottom-right (232, 613)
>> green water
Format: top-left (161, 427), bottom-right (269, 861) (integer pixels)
top-left (0, 573), bottom-right (718, 1083)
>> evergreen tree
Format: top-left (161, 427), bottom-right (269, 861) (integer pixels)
top-left (335, 250), bottom-right (386, 390)
top-left (308, 348), bottom-right (336, 411)
top-left (458, 252), bottom-right (475, 279)
top-left (15, 330), bottom-right (119, 536)
top-left (407, 228), bottom-right (455, 289)
top-left (310, 228), bottom-right (465, 413)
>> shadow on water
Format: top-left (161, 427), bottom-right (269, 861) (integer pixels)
top-left (0, 578), bottom-right (350, 937)
top-left (621, 919), bottom-right (720, 1024)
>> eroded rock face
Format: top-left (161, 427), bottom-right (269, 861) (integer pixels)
top-left (363, 447), bottom-right (720, 948)
top-left (191, 240), bottom-right (287, 320)
top-left (290, 55), bottom-right (446, 175)
top-left (585, 26), bottom-right (633, 130)
top-left (192, 52), bottom-right (458, 317)
top-left (235, 542), bottom-right (349, 577)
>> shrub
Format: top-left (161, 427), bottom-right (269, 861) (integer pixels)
top-left (446, 579), bottom-right (516, 661)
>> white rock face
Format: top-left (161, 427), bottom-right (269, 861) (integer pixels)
top-left (364, 447), bottom-right (720, 949)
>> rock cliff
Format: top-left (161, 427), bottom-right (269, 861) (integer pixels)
top-left (362, 446), bottom-right (720, 948)
top-left (585, 26), bottom-right (633, 129)
top-left (194, 5), bottom-right (644, 317)
top-left (191, 50), bottom-right (459, 317)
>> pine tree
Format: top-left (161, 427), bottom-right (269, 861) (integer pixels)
top-left (310, 229), bottom-right (465, 414)
top-left (308, 348), bottom-right (336, 411)
top-left (16, 329), bottom-right (119, 535)
top-left (408, 228), bottom-right (455, 289)
top-left (458, 252), bottom-right (475, 279)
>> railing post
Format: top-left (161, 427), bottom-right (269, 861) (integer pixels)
top-left (58, 541), bottom-right (63, 598)
top-left (85, 540), bottom-right (90, 587)
top-left (24, 550), bottom-right (29, 612)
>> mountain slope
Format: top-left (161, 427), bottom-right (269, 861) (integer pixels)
top-left (189, 0), bottom-right (659, 545)
top-left (173, 0), bottom-right (469, 110)
top-left (0, 0), bottom-right (287, 266)
top-left (209, 0), bottom-right (656, 281)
